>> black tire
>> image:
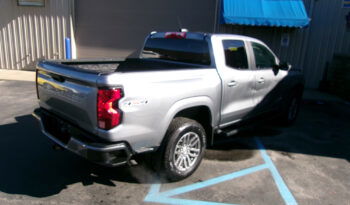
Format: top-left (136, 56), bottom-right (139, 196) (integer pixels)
top-left (280, 91), bottom-right (302, 125)
top-left (160, 117), bottom-right (206, 181)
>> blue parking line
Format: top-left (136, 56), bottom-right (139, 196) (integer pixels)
top-left (146, 195), bottom-right (236, 205)
top-left (159, 164), bottom-right (268, 197)
top-left (146, 183), bottom-right (161, 196)
top-left (255, 138), bottom-right (297, 205)
top-left (145, 183), bottom-right (236, 205)
top-left (144, 137), bottom-right (297, 205)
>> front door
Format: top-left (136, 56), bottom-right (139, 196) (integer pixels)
top-left (250, 42), bottom-right (288, 114)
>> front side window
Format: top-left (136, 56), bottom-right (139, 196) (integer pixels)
top-left (223, 40), bottom-right (249, 69)
top-left (252, 42), bottom-right (276, 69)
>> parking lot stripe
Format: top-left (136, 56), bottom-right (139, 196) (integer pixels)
top-left (146, 183), bottom-right (161, 196)
top-left (159, 164), bottom-right (268, 197)
top-left (145, 137), bottom-right (298, 205)
top-left (145, 196), bottom-right (236, 205)
top-left (255, 137), bottom-right (297, 205)
top-left (145, 183), bottom-right (236, 205)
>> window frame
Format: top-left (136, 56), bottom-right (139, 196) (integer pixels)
top-left (250, 41), bottom-right (279, 70)
top-left (222, 39), bottom-right (250, 70)
top-left (141, 37), bottom-right (212, 66)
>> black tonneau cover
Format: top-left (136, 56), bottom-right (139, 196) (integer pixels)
top-left (42, 58), bottom-right (207, 75)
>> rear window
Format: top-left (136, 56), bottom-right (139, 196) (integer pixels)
top-left (223, 40), bottom-right (248, 69)
top-left (141, 38), bottom-right (211, 65)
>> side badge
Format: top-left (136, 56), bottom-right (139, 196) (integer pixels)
top-left (123, 99), bottom-right (149, 107)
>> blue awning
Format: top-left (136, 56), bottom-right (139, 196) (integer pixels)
top-left (221, 0), bottom-right (310, 28)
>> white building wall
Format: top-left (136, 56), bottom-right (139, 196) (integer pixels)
top-left (0, 0), bottom-right (74, 70)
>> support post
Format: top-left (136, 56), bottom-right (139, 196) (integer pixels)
top-left (65, 37), bottom-right (72, 59)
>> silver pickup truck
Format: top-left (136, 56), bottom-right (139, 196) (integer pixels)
top-left (33, 31), bottom-right (304, 181)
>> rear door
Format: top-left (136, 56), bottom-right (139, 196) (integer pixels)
top-left (212, 36), bottom-right (256, 127)
top-left (249, 41), bottom-right (288, 113)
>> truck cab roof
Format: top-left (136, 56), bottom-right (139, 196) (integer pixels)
top-left (149, 31), bottom-right (263, 44)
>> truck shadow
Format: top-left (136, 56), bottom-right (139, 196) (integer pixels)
top-left (204, 127), bottom-right (281, 162)
top-left (206, 100), bottom-right (350, 164)
top-left (0, 99), bottom-right (349, 198)
top-left (0, 114), bottom-right (158, 197)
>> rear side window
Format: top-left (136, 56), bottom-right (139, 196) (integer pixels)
top-left (142, 38), bottom-right (211, 65)
top-left (252, 42), bottom-right (276, 69)
top-left (223, 40), bottom-right (249, 69)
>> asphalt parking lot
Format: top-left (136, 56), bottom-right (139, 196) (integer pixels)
top-left (0, 78), bottom-right (350, 205)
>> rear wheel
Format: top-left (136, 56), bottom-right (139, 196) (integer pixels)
top-left (161, 117), bottom-right (206, 181)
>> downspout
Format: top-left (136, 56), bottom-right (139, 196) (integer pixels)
top-left (69, 0), bottom-right (77, 59)
top-left (213, 0), bottom-right (221, 33)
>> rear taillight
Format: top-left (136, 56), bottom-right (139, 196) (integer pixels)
top-left (97, 88), bottom-right (123, 130)
top-left (165, 32), bottom-right (186, 39)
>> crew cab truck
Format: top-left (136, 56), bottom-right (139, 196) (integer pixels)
top-left (33, 31), bottom-right (304, 181)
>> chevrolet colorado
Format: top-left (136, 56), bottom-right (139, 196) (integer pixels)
top-left (33, 31), bottom-right (304, 181)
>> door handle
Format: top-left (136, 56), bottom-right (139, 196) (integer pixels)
top-left (257, 77), bottom-right (265, 84)
top-left (227, 81), bottom-right (237, 87)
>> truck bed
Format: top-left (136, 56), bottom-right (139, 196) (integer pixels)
top-left (44, 58), bottom-right (206, 75)
top-left (36, 57), bottom-right (214, 134)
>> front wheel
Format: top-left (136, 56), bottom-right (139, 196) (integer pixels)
top-left (161, 117), bottom-right (206, 181)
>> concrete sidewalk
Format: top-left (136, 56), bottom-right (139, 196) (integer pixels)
top-left (0, 70), bottom-right (35, 82)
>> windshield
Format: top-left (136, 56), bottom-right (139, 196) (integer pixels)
top-left (141, 38), bottom-right (211, 65)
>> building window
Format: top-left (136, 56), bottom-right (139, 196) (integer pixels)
top-left (18, 0), bottom-right (45, 7)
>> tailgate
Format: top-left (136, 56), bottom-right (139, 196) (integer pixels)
top-left (36, 61), bottom-right (100, 134)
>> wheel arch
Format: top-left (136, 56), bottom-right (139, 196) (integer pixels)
top-left (159, 96), bottom-right (217, 149)
top-left (174, 106), bottom-right (213, 144)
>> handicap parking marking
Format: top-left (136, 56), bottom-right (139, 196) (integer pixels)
top-left (255, 138), bottom-right (297, 205)
top-left (144, 137), bottom-right (297, 205)
top-left (145, 183), bottom-right (235, 205)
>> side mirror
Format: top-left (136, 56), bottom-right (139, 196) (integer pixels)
top-left (278, 62), bottom-right (292, 71)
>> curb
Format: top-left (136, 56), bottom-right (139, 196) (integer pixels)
top-left (0, 70), bottom-right (35, 82)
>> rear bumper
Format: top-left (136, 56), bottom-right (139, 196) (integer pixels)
top-left (33, 108), bottom-right (132, 167)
